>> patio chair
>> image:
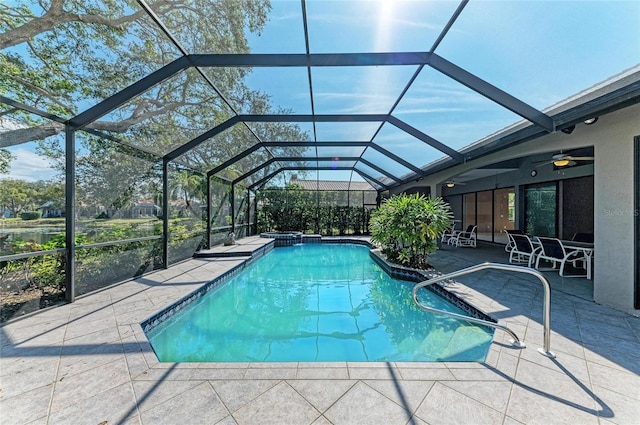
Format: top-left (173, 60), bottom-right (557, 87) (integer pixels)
top-left (504, 229), bottom-right (524, 252)
top-left (508, 234), bottom-right (538, 267)
top-left (440, 221), bottom-right (459, 245)
top-left (451, 225), bottom-right (477, 248)
top-left (448, 224), bottom-right (473, 245)
top-left (571, 232), bottom-right (594, 243)
top-left (534, 237), bottom-right (588, 277)
top-left (569, 233), bottom-right (593, 269)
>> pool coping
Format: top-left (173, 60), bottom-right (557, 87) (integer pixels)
top-left (141, 240), bottom-right (275, 334)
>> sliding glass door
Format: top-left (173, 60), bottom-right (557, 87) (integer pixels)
top-left (494, 188), bottom-right (516, 244)
top-left (476, 190), bottom-right (493, 242)
top-left (524, 183), bottom-right (557, 237)
top-left (463, 193), bottom-right (476, 231)
top-left (449, 187), bottom-right (515, 243)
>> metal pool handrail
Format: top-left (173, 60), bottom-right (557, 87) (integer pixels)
top-left (412, 262), bottom-right (556, 358)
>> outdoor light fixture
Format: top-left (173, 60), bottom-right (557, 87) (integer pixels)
top-left (553, 159), bottom-right (571, 167)
top-left (561, 125), bottom-right (576, 134)
top-left (553, 159), bottom-right (577, 167)
top-left (584, 117), bottom-right (599, 125)
top-left (446, 182), bottom-right (455, 188)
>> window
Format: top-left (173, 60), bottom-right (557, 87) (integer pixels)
top-left (463, 193), bottom-right (476, 230)
top-left (525, 183), bottom-right (557, 237)
top-left (494, 188), bottom-right (516, 244)
top-left (477, 190), bottom-right (493, 242)
top-left (449, 187), bottom-right (515, 243)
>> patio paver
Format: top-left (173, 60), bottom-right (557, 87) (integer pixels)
top-left (1, 237), bottom-right (639, 424)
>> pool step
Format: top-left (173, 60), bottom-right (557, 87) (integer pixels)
top-left (437, 325), bottom-right (493, 361)
top-left (194, 238), bottom-right (275, 258)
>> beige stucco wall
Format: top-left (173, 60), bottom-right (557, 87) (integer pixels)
top-left (592, 104), bottom-right (639, 315)
top-left (392, 102), bottom-right (640, 315)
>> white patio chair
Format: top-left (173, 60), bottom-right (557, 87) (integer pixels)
top-left (508, 234), bottom-right (539, 267)
top-left (504, 229), bottom-right (525, 252)
top-left (440, 221), bottom-right (458, 245)
top-left (569, 233), bottom-right (593, 268)
top-left (448, 224), bottom-right (472, 245)
top-left (534, 237), bottom-right (588, 277)
top-left (451, 225), bottom-right (477, 248)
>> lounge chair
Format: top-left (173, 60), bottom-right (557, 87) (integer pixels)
top-left (534, 237), bottom-right (588, 277)
top-left (504, 229), bottom-right (525, 252)
top-left (440, 221), bottom-right (459, 245)
top-left (571, 232), bottom-right (594, 243)
top-left (451, 225), bottom-right (477, 248)
top-left (508, 234), bottom-right (538, 267)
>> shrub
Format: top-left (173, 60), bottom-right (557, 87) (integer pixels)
top-left (370, 193), bottom-right (452, 268)
top-left (20, 211), bottom-right (41, 220)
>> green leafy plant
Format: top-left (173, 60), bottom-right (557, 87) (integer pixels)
top-left (370, 193), bottom-right (453, 268)
top-left (19, 211), bottom-right (41, 220)
top-left (256, 186), bottom-right (374, 235)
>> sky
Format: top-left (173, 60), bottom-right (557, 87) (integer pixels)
top-left (1, 146), bottom-right (58, 182)
top-left (242, 0), bottom-right (640, 183)
top-left (2, 0), bottom-right (640, 185)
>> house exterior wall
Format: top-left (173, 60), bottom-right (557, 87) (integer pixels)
top-left (391, 102), bottom-right (640, 315)
top-left (592, 104), bottom-right (639, 315)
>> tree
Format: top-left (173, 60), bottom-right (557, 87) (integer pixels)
top-left (168, 169), bottom-right (205, 216)
top-left (31, 179), bottom-right (64, 207)
top-left (0, 0), bottom-right (306, 154)
top-left (1, 0), bottom-right (310, 220)
top-left (0, 148), bottom-right (12, 173)
top-left (0, 178), bottom-right (36, 216)
top-left (0, 0), bottom-right (267, 113)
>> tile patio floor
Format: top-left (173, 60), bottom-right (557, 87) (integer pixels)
top-left (1, 237), bottom-right (639, 424)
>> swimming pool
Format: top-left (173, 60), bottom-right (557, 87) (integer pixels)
top-left (145, 243), bottom-right (494, 362)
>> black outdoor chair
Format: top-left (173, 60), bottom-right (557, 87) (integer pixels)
top-left (571, 232), bottom-right (594, 243)
top-left (504, 229), bottom-right (525, 252)
top-left (508, 234), bottom-right (538, 267)
top-left (535, 237), bottom-right (588, 277)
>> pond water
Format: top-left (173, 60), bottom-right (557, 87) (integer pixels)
top-left (0, 228), bottom-right (65, 246)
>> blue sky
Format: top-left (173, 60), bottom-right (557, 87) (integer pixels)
top-left (2, 144), bottom-right (58, 182)
top-left (241, 0), bottom-right (640, 182)
top-left (3, 0), bottom-right (640, 184)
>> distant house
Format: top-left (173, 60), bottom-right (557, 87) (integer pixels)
top-left (39, 201), bottom-right (64, 218)
top-left (169, 199), bottom-right (202, 217)
top-left (132, 200), bottom-right (161, 218)
top-left (289, 176), bottom-right (375, 192)
top-left (93, 200), bottom-right (162, 219)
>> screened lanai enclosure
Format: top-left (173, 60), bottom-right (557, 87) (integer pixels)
top-left (1, 0), bottom-right (639, 320)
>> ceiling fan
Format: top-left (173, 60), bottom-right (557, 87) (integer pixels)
top-left (443, 180), bottom-right (466, 188)
top-left (535, 152), bottom-right (595, 168)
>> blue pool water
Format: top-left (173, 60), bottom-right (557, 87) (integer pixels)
top-left (146, 244), bottom-right (494, 362)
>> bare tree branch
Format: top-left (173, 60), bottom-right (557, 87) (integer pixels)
top-left (9, 74), bottom-right (75, 113)
top-left (0, 122), bottom-right (64, 147)
top-left (0, 0), bottom-right (145, 49)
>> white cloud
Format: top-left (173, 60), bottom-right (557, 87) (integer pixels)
top-left (0, 117), bottom-right (28, 132)
top-left (309, 9), bottom-right (441, 31)
top-left (1, 148), bottom-right (58, 182)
